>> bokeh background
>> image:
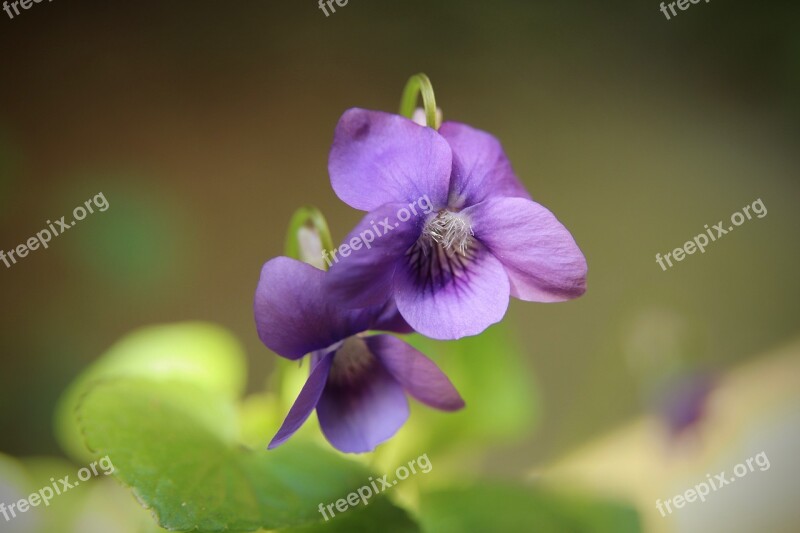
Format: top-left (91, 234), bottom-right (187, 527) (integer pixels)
top-left (0, 1), bottom-right (798, 532)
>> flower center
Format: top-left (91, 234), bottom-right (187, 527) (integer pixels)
top-left (421, 209), bottom-right (474, 256)
top-left (328, 337), bottom-right (375, 386)
top-left (405, 209), bottom-right (477, 291)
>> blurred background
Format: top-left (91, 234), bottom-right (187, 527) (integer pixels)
top-left (0, 1), bottom-right (798, 531)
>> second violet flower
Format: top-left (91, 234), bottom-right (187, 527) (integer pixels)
top-left (255, 257), bottom-right (464, 453)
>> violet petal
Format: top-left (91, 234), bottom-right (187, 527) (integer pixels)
top-left (371, 299), bottom-right (415, 334)
top-left (316, 338), bottom-right (409, 453)
top-left (329, 108), bottom-right (452, 211)
top-left (439, 121), bottom-right (531, 209)
top-left (366, 334), bottom-right (465, 411)
top-left (268, 351), bottom-right (334, 450)
top-left (254, 257), bottom-right (376, 359)
top-left (464, 197), bottom-right (587, 302)
top-left (325, 202), bottom-right (422, 308)
top-left (393, 245), bottom-right (510, 340)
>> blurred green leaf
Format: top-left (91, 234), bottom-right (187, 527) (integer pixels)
top-left (418, 485), bottom-right (641, 533)
top-left (76, 378), bottom-right (382, 532)
top-left (283, 496), bottom-right (420, 533)
top-left (73, 477), bottom-right (170, 533)
top-left (238, 392), bottom-right (281, 450)
top-left (55, 322), bottom-right (247, 462)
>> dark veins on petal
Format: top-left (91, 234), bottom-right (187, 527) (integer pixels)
top-left (404, 209), bottom-right (480, 294)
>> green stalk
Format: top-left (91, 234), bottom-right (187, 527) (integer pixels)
top-left (284, 206), bottom-right (334, 269)
top-left (399, 73), bottom-right (440, 129)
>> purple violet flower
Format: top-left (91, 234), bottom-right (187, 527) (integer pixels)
top-left (659, 372), bottom-right (716, 438)
top-left (324, 108), bottom-right (588, 340)
top-left (254, 256), bottom-right (465, 453)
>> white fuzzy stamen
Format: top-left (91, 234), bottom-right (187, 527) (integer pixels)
top-left (422, 210), bottom-right (474, 255)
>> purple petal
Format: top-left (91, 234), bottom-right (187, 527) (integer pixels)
top-left (371, 300), bottom-right (414, 334)
top-left (325, 203), bottom-right (422, 308)
top-left (394, 245), bottom-right (510, 340)
top-left (316, 338), bottom-right (409, 453)
top-left (464, 197), bottom-right (587, 302)
top-left (439, 121), bottom-right (531, 209)
top-left (329, 109), bottom-right (452, 211)
top-left (660, 372), bottom-right (716, 436)
top-left (268, 351), bottom-right (334, 450)
top-left (366, 334), bottom-right (465, 411)
top-left (254, 257), bottom-right (376, 359)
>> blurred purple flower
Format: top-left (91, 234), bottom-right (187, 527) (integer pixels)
top-left (325, 109), bottom-right (587, 340)
top-left (659, 372), bottom-right (716, 437)
top-left (254, 257), bottom-right (464, 453)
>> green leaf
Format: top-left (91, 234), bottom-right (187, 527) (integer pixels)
top-left (418, 485), bottom-right (641, 533)
top-left (283, 496), bottom-right (420, 533)
top-left (75, 477), bottom-right (171, 532)
top-left (56, 322), bottom-right (247, 462)
top-left (0, 453), bottom-right (171, 532)
top-left (238, 392), bottom-right (282, 450)
top-left (76, 378), bottom-right (381, 532)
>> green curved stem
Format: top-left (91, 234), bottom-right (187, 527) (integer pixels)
top-left (284, 206), bottom-right (334, 268)
top-left (399, 73), bottom-right (440, 129)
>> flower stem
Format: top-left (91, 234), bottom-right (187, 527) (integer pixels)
top-left (399, 73), bottom-right (440, 129)
top-left (284, 206), bottom-right (334, 269)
